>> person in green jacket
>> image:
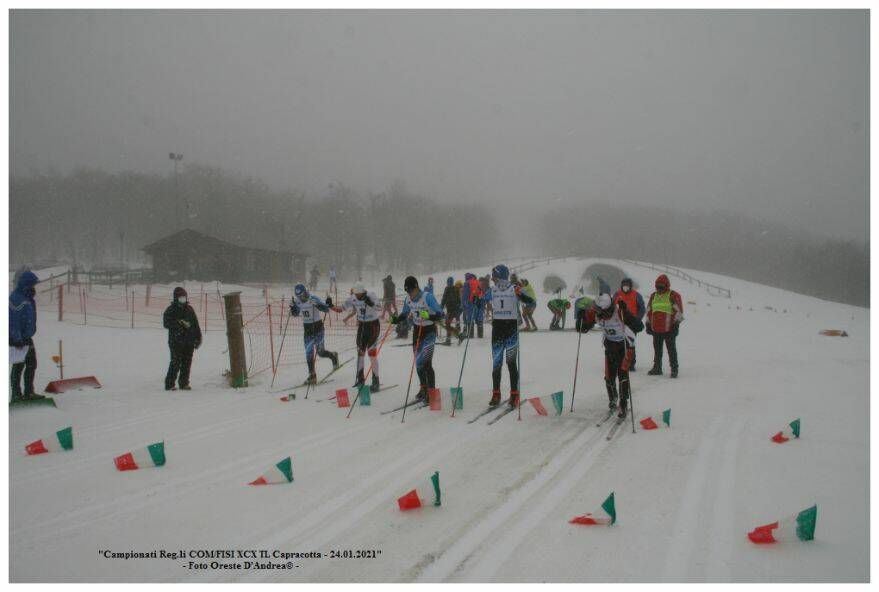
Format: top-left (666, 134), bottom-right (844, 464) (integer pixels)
top-left (574, 289), bottom-right (594, 332)
top-left (520, 278), bottom-right (538, 331)
top-left (547, 291), bottom-right (571, 330)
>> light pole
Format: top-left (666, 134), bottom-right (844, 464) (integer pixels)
top-left (169, 152), bottom-right (183, 228)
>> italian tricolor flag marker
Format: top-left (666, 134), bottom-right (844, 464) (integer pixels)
top-left (25, 426), bottom-right (73, 455)
top-left (569, 492), bottom-right (616, 526)
top-left (397, 471), bottom-right (442, 510)
top-left (336, 389), bottom-right (350, 408)
top-left (771, 418), bottom-right (801, 443)
top-left (249, 457), bottom-right (294, 486)
top-left (526, 392), bottom-right (564, 416)
top-left (428, 388), bottom-right (442, 410)
top-left (640, 409), bottom-right (672, 430)
top-left (748, 505), bottom-right (817, 543)
top-left (114, 442), bottom-right (166, 471)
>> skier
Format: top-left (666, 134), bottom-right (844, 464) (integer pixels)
top-left (289, 283), bottom-right (339, 385)
top-left (573, 289), bottom-right (594, 333)
top-left (483, 265), bottom-right (534, 408)
top-left (547, 292), bottom-right (570, 330)
top-left (330, 282), bottom-right (382, 391)
top-left (646, 274), bottom-right (684, 378)
top-left (328, 267), bottom-right (338, 293)
top-left (309, 266), bottom-right (320, 291)
top-left (162, 287), bottom-right (202, 391)
top-left (520, 278), bottom-right (538, 331)
top-left (613, 278), bottom-right (646, 371)
top-left (391, 276), bottom-right (444, 403)
top-left (578, 293), bottom-right (643, 419)
top-left (440, 276), bottom-right (462, 345)
top-left (9, 270), bottom-right (44, 401)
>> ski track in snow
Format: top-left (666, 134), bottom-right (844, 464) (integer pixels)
top-left (416, 420), bottom-right (612, 582)
top-left (704, 418), bottom-right (745, 581)
top-left (661, 416), bottom-right (723, 581)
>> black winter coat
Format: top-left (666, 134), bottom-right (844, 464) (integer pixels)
top-left (441, 285), bottom-right (461, 316)
top-left (163, 302), bottom-right (203, 348)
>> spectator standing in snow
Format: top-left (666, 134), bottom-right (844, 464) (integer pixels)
top-left (163, 287), bottom-right (202, 391)
top-left (9, 270), bottom-right (43, 401)
top-left (521, 279), bottom-right (538, 331)
top-left (440, 276), bottom-right (462, 345)
top-left (381, 275), bottom-right (397, 320)
top-left (646, 274), bottom-right (684, 378)
top-left (613, 277), bottom-right (646, 371)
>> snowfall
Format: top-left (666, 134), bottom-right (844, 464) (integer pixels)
top-left (8, 258), bottom-right (869, 582)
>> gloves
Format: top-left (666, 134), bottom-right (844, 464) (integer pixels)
top-left (389, 314), bottom-right (399, 325)
top-left (325, 296), bottom-right (333, 307)
top-left (363, 296), bottom-right (374, 307)
top-left (419, 310), bottom-right (430, 320)
top-left (673, 322), bottom-right (680, 337)
top-left (645, 323), bottom-right (654, 336)
top-left (617, 300), bottom-right (627, 312)
top-left (179, 319), bottom-right (191, 329)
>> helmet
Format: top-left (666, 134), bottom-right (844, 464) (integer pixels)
top-left (596, 293), bottom-right (613, 310)
top-left (404, 276), bottom-right (419, 293)
top-left (294, 283), bottom-right (307, 297)
top-left (491, 265), bottom-right (510, 281)
top-left (352, 281), bottom-right (367, 295)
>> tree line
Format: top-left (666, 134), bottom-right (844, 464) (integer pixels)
top-left (10, 165), bottom-right (498, 280)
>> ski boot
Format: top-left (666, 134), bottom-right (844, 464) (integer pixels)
top-left (165, 385), bottom-right (177, 391)
top-left (24, 392), bottom-right (46, 400)
top-left (179, 385), bottom-right (192, 391)
top-left (353, 370), bottom-right (365, 389)
top-left (670, 367), bottom-right (678, 379)
top-left (489, 389), bottom-right (501, 407)
top-left (509, 390), bottom-right (520, 409)
top-left (415, 386), bottom-right (429, 403)
top-left (330, 351), bottom-right (340, 370)
top-left (305, 373), bottom-right (317, 386)
top-left (617, 403), bottom-right (628, 419)
top-left (647, 365), bottom-right (662, 376)
top-left (477, 323), bottom-right (484, 338)
top-left (370, 375), bottom-right (381, 393)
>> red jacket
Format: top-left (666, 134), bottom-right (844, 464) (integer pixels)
top-left (646, 274), bottom-right (683, 334)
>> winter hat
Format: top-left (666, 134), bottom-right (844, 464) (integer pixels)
top-left (15, 270), bottom-right (38, 291)
top-left (447, 277), bottom-right (454, 286)
top-left (655, 274), bottom-right (670, 290)
top-left (404, 276), bottom-right (419, 293)
top-left (173, 287), bottom-right (188, 300)
top-left (596, 293), bottom-right (613, 310)
top-left (352, 281), bottom-right (367, 295)
top-left (621, 277), bottom-right (633, 289)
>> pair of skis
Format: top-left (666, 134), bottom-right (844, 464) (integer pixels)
top-left (596, 407), bottom-right (628, 440)
top-left (272, 356), bottom-right (354, 394)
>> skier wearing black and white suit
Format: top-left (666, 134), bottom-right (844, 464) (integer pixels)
top-left (331, 282), bottom-right (382, 392)
top-left (289, 283), bottom-right (339, 385)
top-left (577, 293), bottom-right (644, 419)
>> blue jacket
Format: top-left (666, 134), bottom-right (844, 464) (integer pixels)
top-left (9, 271), bottom-right (38, 345)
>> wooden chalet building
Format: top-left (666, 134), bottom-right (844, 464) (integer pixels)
top-left (142, 229), bottom-right (306, 284)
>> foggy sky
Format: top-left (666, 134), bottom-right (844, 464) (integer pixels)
top-left (10, 10), bottom-right (868, 242)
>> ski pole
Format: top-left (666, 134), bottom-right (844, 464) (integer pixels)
top-left (620, 305), bottom-right (636, 434)
top-left (517, 339), bottom-right (523, 421)
top-left (400, 325), bottom-right (425, 424)
top-left (569, 327), bottom-right (584, 412)
top-left (450, 324), bottom-right (471, 418)
top-left (346, 319), bottom-right (395, 418)
top-left (270, 314), bottom-right (293, 388)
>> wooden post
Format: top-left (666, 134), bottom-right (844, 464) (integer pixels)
top-left (267, 303), bottom-right (276, 375)
top-left (223, 291), bottom-right (248, 388)
top-left (131, 290), bottom-right (135, 329)
top-left (203, 291), bottom-right (208, 332)
top-left (58, 340), bottom-right (64, 380)
top-left (58, 285), bottom-right (63, 322)
top-left (67, 270), bottom-right (71, 293)
top-left (83, 288), bottom-right (88, 325)
top-left (145, 284), bottom-right (151, 308)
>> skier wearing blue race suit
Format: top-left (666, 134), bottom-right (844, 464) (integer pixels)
top-left (289, 283), bottom-right (339, 385)
top-left (391, 276), bottom-right (444, 403)
top-left (482, 264), bottom-right (534, 408)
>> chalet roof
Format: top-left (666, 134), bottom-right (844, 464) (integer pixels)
top-left (142, 228), bottom-right (304, 257)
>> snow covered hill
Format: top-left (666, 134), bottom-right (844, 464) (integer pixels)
top-left (9, 258), bottom-right (868, 582)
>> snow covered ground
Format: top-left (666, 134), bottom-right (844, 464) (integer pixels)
top-left (9, 258), bottom-right (868, 582)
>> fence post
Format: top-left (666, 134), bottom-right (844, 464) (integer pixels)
top-left (131, 290), bottom-right (135, 329)
top-left (267, 303), bottom-right (276, 376)
top-left (67, 270), bottom-right (71, 293)
top-left (145, 284), bottom-right (151, 308)
top-left (58, 285), bottom-right (63, 322)
top-left (223, 292), bottom-right (248, 388)
top-left (82, 288), bottom-right (87, 325)
top-left (203, 292), bottom-right (208, 332)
